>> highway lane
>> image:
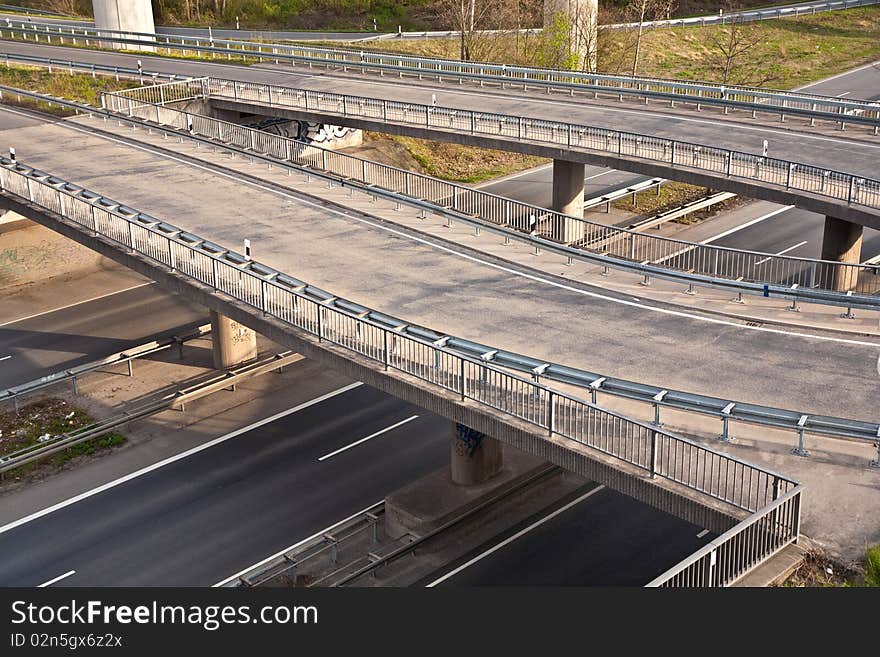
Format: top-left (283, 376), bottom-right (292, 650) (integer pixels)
top-left (0, 382), bottom-right (718, 587)
top-left (0, 283), bottom-right (205, 389)
top-left (0, 383), bottom-right (449, 586)
top-left (0, 40), bottom-right (876, 186)
top-left (423, 484), bottom-right (714, 587)
top-left (674, 62), bottom-right (880, 260)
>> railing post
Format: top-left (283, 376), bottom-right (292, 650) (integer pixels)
top-left (383, 330), bottom-right (389, 370)
top-left (650, 429), bottom-right (658, 478)
top-left (459, 357), bottom-right (466, 401)
top-left (547, 390), bottom-right (554, 436)
top-left (317, 306), bottom-right (324, 342)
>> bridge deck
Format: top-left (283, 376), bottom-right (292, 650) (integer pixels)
top-left (3, 114), bottom-right (875, 426)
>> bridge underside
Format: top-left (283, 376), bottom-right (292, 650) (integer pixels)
top-left (1, 192), bottom-right (743, 535)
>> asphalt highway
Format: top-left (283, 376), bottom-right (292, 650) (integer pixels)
top-left (0, 284), bottom-right (205, 389)
top-left (422, 484), bottom-right (715, 586)
top-left (677, 62), bottom-right (880, 260)
top-left (0, 383), bottom-right (719, 586)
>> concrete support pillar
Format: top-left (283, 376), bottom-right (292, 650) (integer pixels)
top-left (551, 159), bottom-right (586, 244)
top-left (544, 0), bottom-right (599, 71)
top-left (451, 422), bottom-right (503, 486)
top-left (210, 311), bottom-right (257, 369)
top-left (93, 0), bottom-right (156, 52)
top-left (821, 216), bottom-right (863, 291)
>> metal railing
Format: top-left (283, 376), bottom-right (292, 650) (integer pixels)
top-left (0, 157), bottom-right (802, 514)
top-left (1, 158), bottom-right (805, 585)
top-left (610, 0), bottom-right (880, 30)
top-left (5, 84), bottom-right (878, 463)
top-left (647, 485), bottom-right (802, 586)
top-left (100, 78), bottom-right (880, 298)
top-left (3, 19), bottom-right (880, 132)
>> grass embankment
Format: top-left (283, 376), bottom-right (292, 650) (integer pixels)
top-left (0, 63), bottom-right (137, 115)
top-left (783, 547), bottom-right (880, 587)
top-left (611, 182), bottom-right (745, 224)
top-left (0, 398), bottom-right (125, 481)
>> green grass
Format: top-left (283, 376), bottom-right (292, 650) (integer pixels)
top-left (0, 397), bottom-right (127, 482)
top-left (0, 62), bottom-right (137, 114)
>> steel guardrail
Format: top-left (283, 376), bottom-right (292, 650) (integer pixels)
top-left (194, 76), bottom-right (880, 210)
top-left (0, 351), bottom-right (299, 473)
top-left (0, 156), bottom-right (804, 515)
top-left (0, 323), bottom-right (210, 412)
top-left (3, 86), bottom-right (877, 462)
top-left (3, 18), bottom-right (880, 132)
top-left (100, 77), bottom-right (880, 301)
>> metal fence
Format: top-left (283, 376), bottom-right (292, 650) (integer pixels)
top-left (647, 486), bottom-right (802, 586)
top-left (101, 79), bottom-right (880, 296)
top-left (4, 18), bottom-right (880, 131)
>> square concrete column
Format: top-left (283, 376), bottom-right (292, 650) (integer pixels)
top-left (821, 216), bottom-right (863, 291)
top-left (451, 422), bottom-right (503, 486)
top-left (551, 159), bottom-right (586, 244)
top-left (210, 311), bottom-right (258, 370)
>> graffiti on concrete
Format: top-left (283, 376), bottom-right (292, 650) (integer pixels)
top-left (241, 116), bottom-right (358, 145)
top-left (454, 423), bottom-right (485, 458)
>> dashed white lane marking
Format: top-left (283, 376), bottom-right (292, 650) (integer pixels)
top-left (754, 240), bottom-right (808, 265)
top-left (696, 529), bottom-right (710, 539)
top-left (426, 484), bottom-right (606, 587)
top-left (0, 382), bottom-right (364, 537)
top-left (38, 570), bottom-right (75, 587)
top-left (318, 415), bottom-right (419, 461)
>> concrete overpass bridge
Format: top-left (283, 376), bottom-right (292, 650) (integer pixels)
top-left (0, 35), bottom-right (877, 281)
top-left (0, 153), bottom-right (804, 587)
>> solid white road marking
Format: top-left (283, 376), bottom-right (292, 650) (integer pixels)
top-left (754, 240), bottom-right (808, 265)
top-left (318, 415), bottom-right (419, 461)
top-left (795, 60), bottom-right (880, 90)
top-left (0, 382), bottom-right (364, 537)
top-left (12, 108), bottom-right (878, 349)
top-left (212, 500), bottom-right (383, 587)
top-left (700, 206), bottom-right (795, 245)
top-left (38, 570), bottom-right (76, 587)
top-left (0, 281), bottom-right (153, 328)
top-left (0, 355), bottom-right (11, 362)
top-left (426, 484), bottom-right (606, 587)
top-left (696, 529), bottom-right (710, 539)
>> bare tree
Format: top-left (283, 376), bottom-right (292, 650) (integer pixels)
top-left (707, 9), bottom-right (775, 85)
top-left (436, 0), bottom-right (528, 63)
top-left (624, 0), bottom-right (672, 76)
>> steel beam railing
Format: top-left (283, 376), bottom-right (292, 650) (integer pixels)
top-left (9, 77), bottom-right (878, 310)
top-left (3, 19), bottom-right (880, 132)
